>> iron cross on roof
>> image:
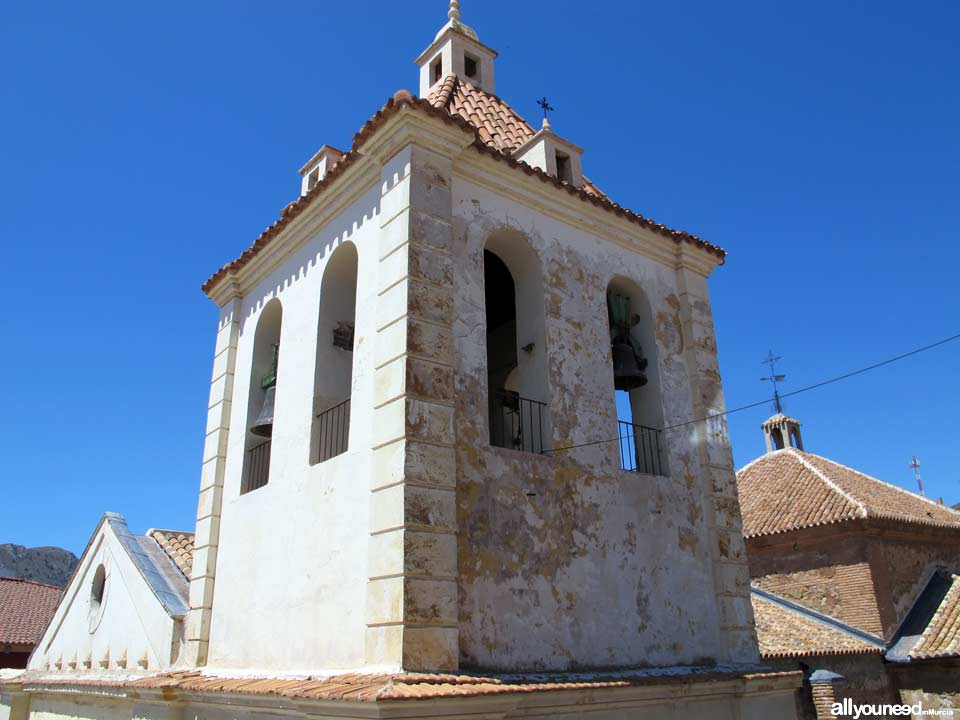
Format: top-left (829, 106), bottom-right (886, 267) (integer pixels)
top-left (537, 97), bottom-right (555, 120)
top-left (760, 350), bottom-right (787, 414)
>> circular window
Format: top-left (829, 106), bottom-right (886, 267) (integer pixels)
top-left (88, 564), bottom-right (107, 633)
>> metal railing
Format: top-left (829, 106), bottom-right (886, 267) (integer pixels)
top-left (490, 390), bottom-right (547, 454)
top-left (618, 421), bottom-right (666, 476)
top-left (244, 439), bottom-right (272, 493)
top-left (315, 398), bottom-right (350, 463)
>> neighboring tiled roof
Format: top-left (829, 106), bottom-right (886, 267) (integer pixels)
top-left (202, 88), bottom-right (724, 296)
top-left (0, 578), bottom-right (62, 646)
top-left (5, 666), bottom-right (800, 702)
top-left (910, 572), bottom-right (960, 659)
top-left (887, 570), bottom-right (960, 662)
top-left (737, 448), bottom-right (960, 538)
top-left (751, 588), bottom-right (884, 659)
top-left (148, 530), bottom-right (194, 579)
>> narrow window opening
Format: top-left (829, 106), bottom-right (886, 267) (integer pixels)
top-left (311, 243), bottom-right (358, 465)
top-left (608, 281), bottom-right (667, 476)
top-left (555, 152), bottom-right (572, 183)
top-left (771, 428), bottom-right (785, 450)
top-left (431, 56), bottom-right (443, 85)
top-left (90, 565), bottom-right (106, 609)
top-left (464, 54), bottom-right (479, 81)
top-left (306, 168), bottom-right (320, 192)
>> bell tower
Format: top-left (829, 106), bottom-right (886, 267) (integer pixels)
top-left (762, 413), bottom-right (804, 453)
top-left (416, 1), bottom-right (497, 97)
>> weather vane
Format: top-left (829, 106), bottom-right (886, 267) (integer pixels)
top-left (537, 96), bottom-right (555, 120)
top-left (760, 351), bottom-right (786, 414)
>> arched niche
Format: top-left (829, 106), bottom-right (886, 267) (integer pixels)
top-left (483, 231), bottom-right (551, 453)
top-left (242, 298), bottom-right (282, 493)
top-left (607, 277), bottom-right (668, 475)
top-left (310, 242), bottom-right (358, 464)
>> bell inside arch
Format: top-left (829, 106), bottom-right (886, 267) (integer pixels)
top-left (250, 385), bottom-right (276, 437)
top-left (611, 338), bottom-right (648, 391)
top-left (250, 343), bottom-right (279, 437)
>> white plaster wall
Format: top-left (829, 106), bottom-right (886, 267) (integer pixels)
top-left (451, 176), bottom-right (725, 670)
top-left (206, 181), bottom-right (381, 673)
top-left (29, 524), bottom-right (178, 674)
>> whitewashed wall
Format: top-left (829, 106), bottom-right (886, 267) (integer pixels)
top-left (205, 182), bottom-right (381, 673)
top-left (28, 518), bottom-right (181, 674)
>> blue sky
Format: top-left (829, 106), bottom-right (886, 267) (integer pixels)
top-left (2, 1), bottom-right (957, 555)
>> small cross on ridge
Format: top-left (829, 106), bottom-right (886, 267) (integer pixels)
top-left (537, 96), bottom-right (555, 120)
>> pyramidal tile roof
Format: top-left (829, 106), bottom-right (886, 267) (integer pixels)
top-left (0, 578), bottom-right (62, 646)
top-left (427, 75), bottom-right (607, 199)
top-left (751, 588), bottom-right (884, 658)
top-left (736, 448), bottom-right (960, 538)
top-left (202, 79), bottom-right (723, 295)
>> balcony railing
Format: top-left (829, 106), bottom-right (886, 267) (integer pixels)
top-left (316, 398), bottom-right (350, 463)
top-left (490, 390), bottom-right (547, 454)
top-left (618, 421), bottom-right (666, 476)
top-left (244, 439), bottom-right (272, 493)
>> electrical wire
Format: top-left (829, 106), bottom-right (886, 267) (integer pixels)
top-left (543, 332), bottom-right (960, 455)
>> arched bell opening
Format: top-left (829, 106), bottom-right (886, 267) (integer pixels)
top-left (483, 232), bottom-right (551, 453)
top-left (607, 278), bottom-right (667, 475)
top-left (242, 298), bottom-right (283, 494)
top-left (770, 427), bottom-right (785, 450)
top-left (310, 242), bottom-right (358, 465)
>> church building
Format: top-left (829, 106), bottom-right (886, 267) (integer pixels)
top-left (2, 4), bottom-right (802, 718)
top-left (739, 413), bottom-right (960, 717)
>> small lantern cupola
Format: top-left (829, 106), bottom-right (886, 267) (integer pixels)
top-left (762, 413), bottom-right (803, 453)
top-left (416, 1), bottom-right (497, 97)
top-left (299, 145), bottom-right (345, 196)
top-left (515, 115), bottom-right (585, 188)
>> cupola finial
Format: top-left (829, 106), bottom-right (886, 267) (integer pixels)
top-left (449, 0), bottom-right (461, 22)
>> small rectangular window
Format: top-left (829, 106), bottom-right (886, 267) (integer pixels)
top-left (555, 152), bottom-right (572, 183)
top-left (464, 54), bottom-right (478, 80)
top-left (431, 57), bottom-right (443, 84)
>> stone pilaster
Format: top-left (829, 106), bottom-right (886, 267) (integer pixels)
top-left (366, 143), bottom-right (459, 672)
top-left (675, 265), bottom-right (759, 663)
top-left (181, 298), bottom-right (240, 666)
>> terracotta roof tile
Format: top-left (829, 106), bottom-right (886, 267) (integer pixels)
top-left (148, 530), bottom-right (194, 579)
top-left (737, 449), bottom-right (960, 538)
top-left (0, 578), bottom-right (62, 646)
top-left (201, 87), bottom-right (723, 296)
top-left (907, 572), bottom-right (960, 660)
top-left (7, 666), bottom-right (801, 702)
top-left (751, 590), bottom-right (884, 659)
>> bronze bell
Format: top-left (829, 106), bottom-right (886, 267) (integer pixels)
top-left (250, 385), bottom-right (276, 437)
top-left (611, 339), bottom-right (648, 391)
top-left (250, 343), bottom-right (278, 437)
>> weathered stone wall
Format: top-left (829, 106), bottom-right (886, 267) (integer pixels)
top-left (871, 529), bottom-right (960, 638)
top-left (893, 660), bottom-right (960, 716)
top-left (748, 529), bottom-right (884, 636)
top-left (764, 654), bottom-right (898, 720)
top-left (450, 177), bottom-right (753, 670)
top-left (748, 524), bottom-right (960, 640)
